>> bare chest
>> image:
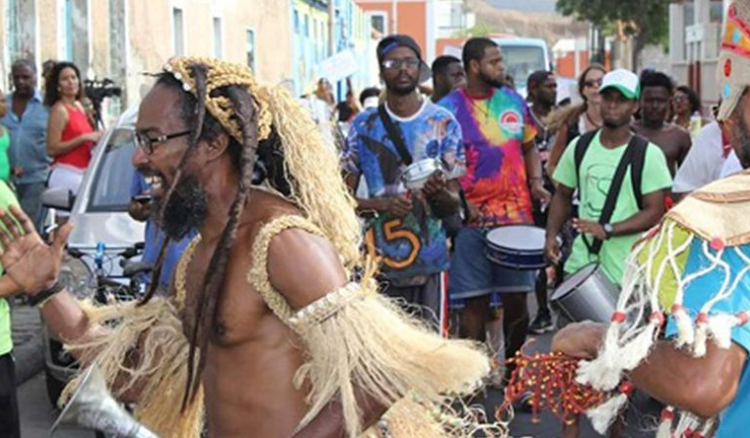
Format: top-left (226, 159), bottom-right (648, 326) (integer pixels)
top-left (179, 248), bottom-right (270, 347)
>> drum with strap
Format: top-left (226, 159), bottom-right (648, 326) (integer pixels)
top-left (485, 224), bottom-right (550, 270)
top-left (550, 263), bottom-right (620, 324)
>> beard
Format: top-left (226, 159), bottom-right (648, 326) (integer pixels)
top-left (730, 110), bottom-right (750, 169)
top-left (153, 174), bottom-right (208, 240)
top-left (479, 70), bottom-right (505, 89)
top-left (387, 76), bottom-right (419, 96)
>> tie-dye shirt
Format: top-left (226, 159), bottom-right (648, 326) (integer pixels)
top-left (343, 101), bottom-right (465, 280)
top-left (439, 87), bottom-right (537, 227)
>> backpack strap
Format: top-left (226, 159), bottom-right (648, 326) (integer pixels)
top-left (574, 129), bottom-right (600, 185)
top-left (583, 135), bottom-right (645, 255)
top-left (629, 135), bottom-right (649, 210)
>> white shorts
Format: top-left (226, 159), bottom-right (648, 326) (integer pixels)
top-left (48, 165), bottom-right (85, 217)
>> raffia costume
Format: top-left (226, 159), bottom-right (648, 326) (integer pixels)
top-left (58, 57), bottom-right (502, 438)
top-left (571, 6), bottom-right (750, 434)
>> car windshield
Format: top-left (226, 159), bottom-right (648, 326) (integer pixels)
top-left (87, 128), bottom-right (137, 212)
top-left (500, 45), bottom-right (546, 90)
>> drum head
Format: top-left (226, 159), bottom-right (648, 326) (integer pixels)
top-left (551, 264), bottom-right (600, 301)
top-left (486, 225), bottom-right (546, 252)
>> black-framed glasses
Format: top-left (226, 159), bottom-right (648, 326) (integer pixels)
top-left (382, 58), bottom-right (420, 70)
top-left (135, 130), bottom-right (191, 155)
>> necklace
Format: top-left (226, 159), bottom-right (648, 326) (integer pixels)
top-left (465, 94), bottom-right (491, 121)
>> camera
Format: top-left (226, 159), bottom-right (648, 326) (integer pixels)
top-left (84, 78), bottom-right (122, 128)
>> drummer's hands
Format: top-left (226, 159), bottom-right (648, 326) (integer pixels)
top-left (0, 205), bottom-right (72, 295)
top-left (551, 321), bottom-right (607, 360)
top-left (572, 218), bottom-right (606, 240)
top-left (545, 236), bottom-right (562, 265)
top-left (530, 180), bottom-right (552, 205)
top-left (422, 172), bottom-right (447, 198)
top-left (384, 195), bottom-right (413, 217)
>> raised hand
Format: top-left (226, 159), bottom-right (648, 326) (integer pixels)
top-left (0, 205), bottom-right (73, 295)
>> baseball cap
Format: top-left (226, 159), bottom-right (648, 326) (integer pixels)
top-left (377, 35), bottom-right (432, 83)
top-left (599, 69), bottom-right (640, 100)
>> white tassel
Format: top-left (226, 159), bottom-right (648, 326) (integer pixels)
top-left (576, 319), bottom-right (625, 390)
top-left (586, 381), bottom-right (633, 435)
top-left (656, 407), bottom-right (674, 438)
top-left (693, 320), bottom-right (709, 357)
top-left (618, 320), bottom-right (660, 370)
top-left (708, 314), bottom-right (737, 349)
top-left (672, 305), bottom-right (695, 347)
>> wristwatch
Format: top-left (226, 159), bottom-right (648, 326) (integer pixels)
top-left (603, 223), bottom-right (614, 240)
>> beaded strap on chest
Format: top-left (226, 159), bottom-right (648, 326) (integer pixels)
top-left (174, 235), bottom-right (202, 306)
top-left (248, 215), bottom-right (325, 324)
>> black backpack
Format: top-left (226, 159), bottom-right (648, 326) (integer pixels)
top-left (573, 129), bottom-right (648, 254)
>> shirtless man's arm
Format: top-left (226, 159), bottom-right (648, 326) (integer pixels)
top-left (266, 228), bottom-right (387, 437)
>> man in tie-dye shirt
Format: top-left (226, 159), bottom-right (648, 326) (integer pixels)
top-left (440, 38), bottom-right (550, 370)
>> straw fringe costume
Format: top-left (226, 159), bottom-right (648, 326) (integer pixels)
top-left (58, 57), bottom-right (501, 438)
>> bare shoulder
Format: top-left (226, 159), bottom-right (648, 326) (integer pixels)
top-left (49, 102), bottom-right (68, 119)
top-left (233, 188), bottom-right (348, 309)
top-left (266, 226), bottom-right (348, 310)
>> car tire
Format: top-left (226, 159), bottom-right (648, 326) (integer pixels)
top-left (44, 364), bottom-right (66, 409)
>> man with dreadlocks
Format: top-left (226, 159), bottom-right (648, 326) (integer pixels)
top-left (548, 2), bottom-right (750, 437)
top-left (0, 57), bottom-right (496, 438)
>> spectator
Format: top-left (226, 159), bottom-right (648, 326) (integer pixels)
top-left (673, 121), bottom-right (733, 198)
top-left (431, 55), bottom-right (465, 103)
top-left (632, 71), bottom-right (692, 177)
top-left (439, 38), bottom-right (550, 372)
top-left (673, 85), bottom-right (703, 137)
top-left (526, 69), bottom-right (560, 335)
top-left (2, 59), bottom-right (50, 233)
top-left (343, 34), bottom-right (464, 328)
top-left (359, 87), bottom-right (381, 109)
top-left (336, 82), bottom-right (360, 124)
top-left (547, 64), bottom-right (607, 177)
top-left (45, 62), bottom-right (102, 221)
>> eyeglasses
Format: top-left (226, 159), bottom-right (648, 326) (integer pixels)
top-left (673, 95), bottom-right (688, 102)
top-left (382, 58), bottom-right (420, 70)
top-left (583, 78), bottom-right (603, 88)
top-left (135, 130), bottom-right (191, 155)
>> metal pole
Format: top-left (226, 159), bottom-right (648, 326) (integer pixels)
top-left (329, 0), bottom-right (335, 57)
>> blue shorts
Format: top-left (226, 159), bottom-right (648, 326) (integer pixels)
top-left (449, 227), bottom-right (536, 299)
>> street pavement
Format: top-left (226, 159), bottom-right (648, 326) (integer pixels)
top-left (12, 294), bottom-right (661, 437)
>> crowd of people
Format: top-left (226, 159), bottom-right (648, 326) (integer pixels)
top-left (3, 3), bottom-right (750, 436)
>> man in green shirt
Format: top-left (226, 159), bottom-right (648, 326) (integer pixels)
top-left (0, 180), bottom-right (21, 437)
top-left (546, 69), bottom-right (673, 286)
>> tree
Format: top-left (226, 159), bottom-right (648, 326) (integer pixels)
top-left (556, 0), bottom-right (670, 68)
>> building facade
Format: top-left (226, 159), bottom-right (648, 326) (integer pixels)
top-left (355, 0), bottom-right (436, 63)
top-left (669, 0), bottom-right (729, 111)
top-left (2, 0), bottom-right (295, 121)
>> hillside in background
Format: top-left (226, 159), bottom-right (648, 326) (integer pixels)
top-left (467, 0), bottom-right (588, 44)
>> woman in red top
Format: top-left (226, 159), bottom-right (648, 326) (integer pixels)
top-left (45, 62), bottom-right (102, 213)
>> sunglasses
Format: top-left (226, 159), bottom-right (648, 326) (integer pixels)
top-left (583, 78), bottom-right (603, 88)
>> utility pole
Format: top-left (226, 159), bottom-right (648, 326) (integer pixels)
top-left (328, 0), bottom-right (336, 57)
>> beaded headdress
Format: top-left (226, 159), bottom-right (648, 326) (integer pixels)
top-left (717, 1), bottom-right (750, 121)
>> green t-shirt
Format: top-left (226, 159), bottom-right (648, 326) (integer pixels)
top-left (553, 131), bottom-right (673, 285)
top-left (0, 181), bottom-right (20, 356)
top-left (0, 128), bottom-right (10, 182)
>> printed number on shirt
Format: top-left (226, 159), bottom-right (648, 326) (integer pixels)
top-left (365, 218), bottom-right (421, 269)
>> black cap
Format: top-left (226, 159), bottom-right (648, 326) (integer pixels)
top-left (377, 34), bottom-right (432, 83)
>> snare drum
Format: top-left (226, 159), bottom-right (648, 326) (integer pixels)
top-left (485, 225), bottom-right (548, 270)
top-left (401, 158), bottom-right (443, 190)
top-left (550, 264), bottom-right (620, 324)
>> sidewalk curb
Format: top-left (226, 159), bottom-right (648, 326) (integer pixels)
top-left (14, 333), bottom-right (44, 386)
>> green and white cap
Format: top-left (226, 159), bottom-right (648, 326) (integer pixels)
top-left (599, 69), bottom-right (640, 100)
